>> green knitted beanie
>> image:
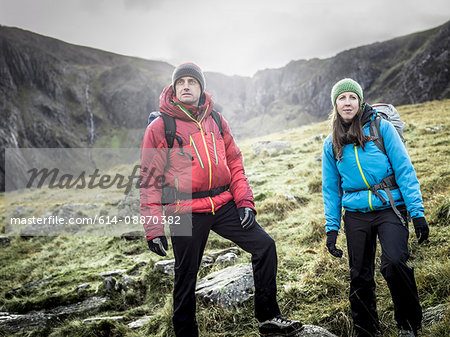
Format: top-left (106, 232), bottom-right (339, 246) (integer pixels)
top-left (331, 78), bottom-right (363, 106)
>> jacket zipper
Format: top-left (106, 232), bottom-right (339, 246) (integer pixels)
top-left (176, 103), bottom-right (215, 213)
top-left (190, 136), bottom-right (205, 169)
top-left (174, 175), bottom-right (180, 212)
top-left (354, 145), bottom-right (373, 210)
top-left (211, 132), bottom-right (219, 165)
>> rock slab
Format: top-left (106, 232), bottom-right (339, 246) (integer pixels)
top-left (128, 315), bottom-right (153, 329)
top-left (0, 296), bottom-right (109, 333)
top-left (298, 324), bottom-right (338, 337)
top-left (195, 263), bottom-right (254, 310)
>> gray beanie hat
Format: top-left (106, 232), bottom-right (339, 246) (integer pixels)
top-left (172, 63), bottom-right (206, 92)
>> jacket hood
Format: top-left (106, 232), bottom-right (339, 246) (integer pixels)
top-left (159, 85), bottom-right (214, 122)
top-left (361, 103), bottom-right (375, 126)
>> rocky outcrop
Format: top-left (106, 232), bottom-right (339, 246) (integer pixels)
top-left (6, 275), bottom-right (58, 299)
top-left (0, 25), bottom-right (172, 192)
top-left (0, 297), bottom-right (110, 333)
top-left (195, 263), bottom-right (255, 310)
top-left (210, 21), bottom-right (450, 139)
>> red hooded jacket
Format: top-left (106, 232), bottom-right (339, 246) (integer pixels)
top-left (140, 85), bottom-right (254, 240)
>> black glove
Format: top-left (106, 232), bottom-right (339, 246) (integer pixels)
top-left (148, 236), bottom-right (169, 256)
top-left (326, 230), bottom-right (343, 258)
top-left (238, 207), bottom-right (256, 230)
top-left (412, 217), bottom-right (429, 244)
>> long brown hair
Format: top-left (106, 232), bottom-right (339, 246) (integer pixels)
top-left (330, 103), bottom-right (368, 161)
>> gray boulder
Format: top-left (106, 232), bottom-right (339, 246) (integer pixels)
top-left (99, 269), bottom-right (127, 277)
top-left (103, 276), bottom-right (117, 292)
top-left (128, 315), bottom-right (153, 329)
top-left (121, 231), bottom-right (144, 240)
top-left (310, 134), bottom-right (326, 143)
top-left (75, 283), bottom-right (90, 292)
top-left (155, 255), bottom-right (216, 275)
top-left (50, 296), bottom-right (110, 316)
top-left (200, 256), bottom-right (214, 268)
top-left (214, 252), bottom-right (239, 267)
top-left (83, 316), bottom-right (124, 324)
top-left (298, 325), bottom-right (338, 337)
top-left (120, 275), bottom-right (137, 291)
top-left (195, 263), bottom-right (254, 310)
top-left (0, 236), bottom-right (11, 246)
top-left (422, 303), bottom-right (448, 326)
top-left (424, 126), bottom-right (443, 133)
top-left (209, 247), bottom-right (241, 259)
top-left (154, 259), bottom-right (175, 276)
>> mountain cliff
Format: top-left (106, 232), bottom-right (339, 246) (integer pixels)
top-left (208, 21), bottom-right (449, 137)
top-left (1, 21), bottom-right (449, 191)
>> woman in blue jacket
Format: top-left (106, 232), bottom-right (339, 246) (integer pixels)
top-left (322, 78), bottom-right (429, 337)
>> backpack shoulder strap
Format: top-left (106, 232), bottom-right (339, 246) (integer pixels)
top-left (369, 116), bottom-right (386, 155)
top-left (211, 110), bottom-right (224, 136)
top-left (160, 113), bottom-right (182, 149)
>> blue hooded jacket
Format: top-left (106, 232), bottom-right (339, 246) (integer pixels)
top-left (322, 105), bottom-right (424, 233)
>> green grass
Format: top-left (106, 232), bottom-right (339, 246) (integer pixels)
top-left (1, 99), bottom-right (449, 336)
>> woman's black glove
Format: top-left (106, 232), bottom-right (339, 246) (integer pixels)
top-left (326, 230), bottom-right (343, 258)
top-left (148, 236), bottom-right (169, 256)
top-left (412, 217), bottom-right (429, 244)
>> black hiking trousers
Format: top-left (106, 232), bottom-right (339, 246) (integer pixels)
top-left (170, 201), bottom-right (281, 337)
top-left (343, 206), bottom-right (422, 337)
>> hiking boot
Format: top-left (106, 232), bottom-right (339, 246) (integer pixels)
top-left (398, 330), bottom-right (415, 337)
top-left (258, 315), bottom-right (303, 336)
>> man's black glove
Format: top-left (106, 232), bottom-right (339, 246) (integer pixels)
top-left (148, 236), bottom-right (168, 256)
top-left (326, 230), bottom-right (343, 258)
top-left (238, 207), bottom-right (256, 230)
top-left (412, 217), bottom-right (429, 244)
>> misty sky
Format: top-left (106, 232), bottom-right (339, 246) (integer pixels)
top-left (0, 0), bottom-right (449, 76)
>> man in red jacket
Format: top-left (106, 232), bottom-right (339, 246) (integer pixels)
top-left (140, 63), bottom-right (303, 337)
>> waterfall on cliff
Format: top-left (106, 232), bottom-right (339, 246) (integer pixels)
top-left (85, 84), bottom-right (95, 147)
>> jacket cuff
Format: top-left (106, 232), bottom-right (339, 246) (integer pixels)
top-left (412, 217), bottom-right (427, 228)
top-left (236, 200), bottom-right (256, 213)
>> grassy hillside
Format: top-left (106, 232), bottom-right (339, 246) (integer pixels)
top-left (0, 99), bottom-right (449, 336)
